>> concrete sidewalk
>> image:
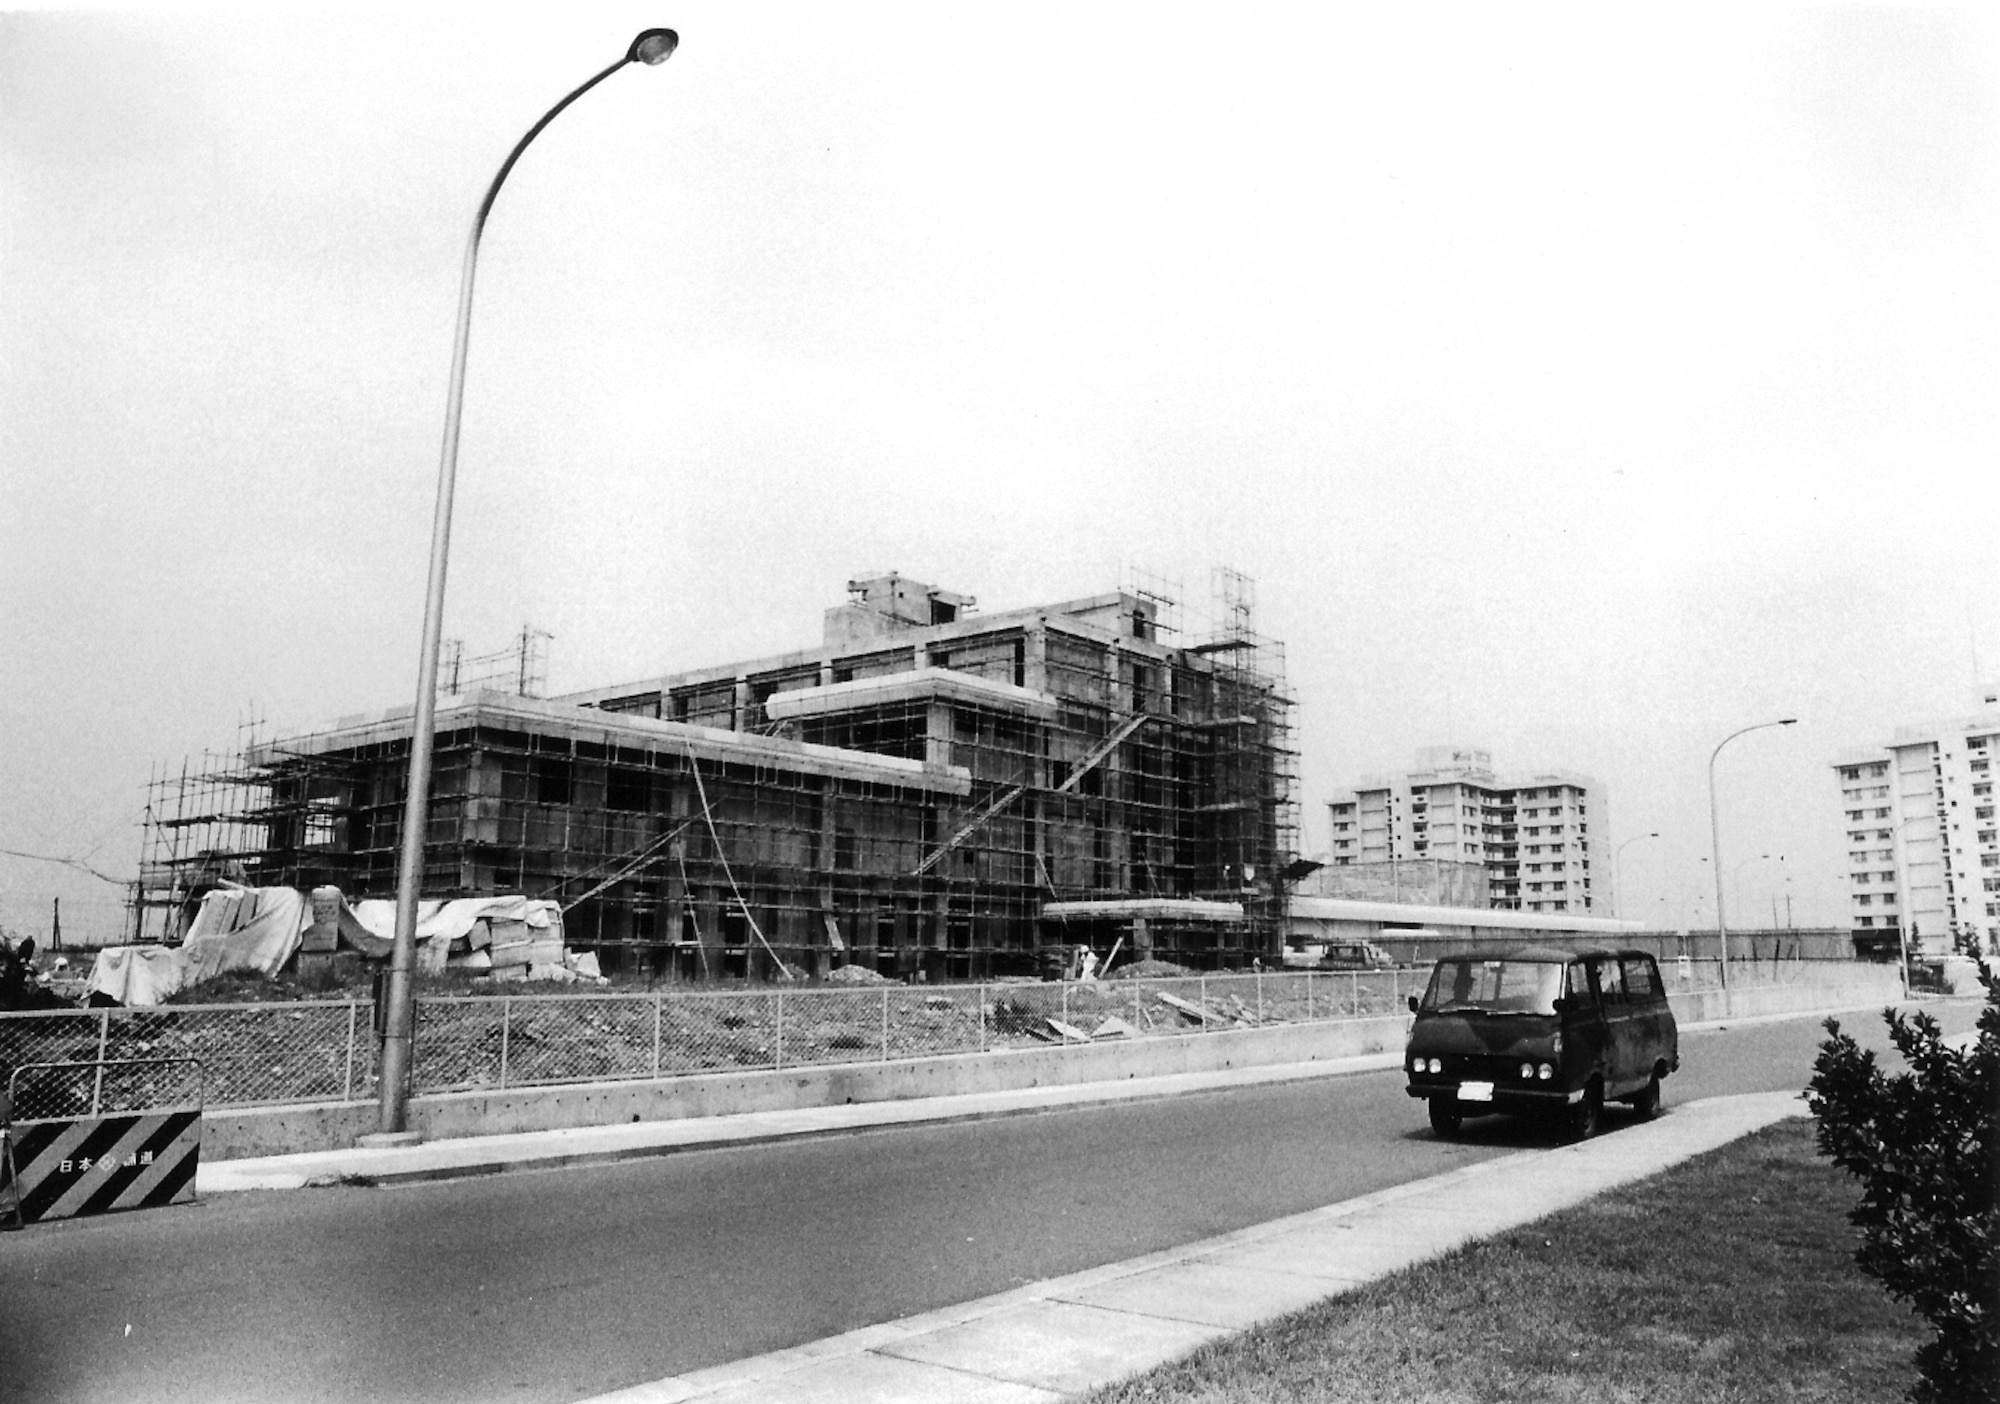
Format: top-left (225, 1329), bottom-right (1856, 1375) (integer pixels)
top-left (578, 1090), bottom-right (1808, 1403)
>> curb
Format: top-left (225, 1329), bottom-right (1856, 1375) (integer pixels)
top-left (197, 1051), bottom-right (1408, 1195)
top-left (197, 994), bottom-right (1954, 1196)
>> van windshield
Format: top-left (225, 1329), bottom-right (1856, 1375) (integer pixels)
top-left (1421, 959), bottom-right (1565, 1015)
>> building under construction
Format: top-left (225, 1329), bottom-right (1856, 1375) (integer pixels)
top-left (133, 572), bottom-right (1299, 978)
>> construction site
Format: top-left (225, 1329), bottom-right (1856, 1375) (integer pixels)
top-left (131, 571), bottom-right (1301, 980)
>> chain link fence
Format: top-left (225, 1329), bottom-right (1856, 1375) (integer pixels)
top-left (0, 956), bottom-right (1886, 1111)
top-left (0, 1002), bottom-right (373, 1114)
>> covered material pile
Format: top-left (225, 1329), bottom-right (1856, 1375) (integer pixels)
top-left (87, 885), bottom-right (575, 1005)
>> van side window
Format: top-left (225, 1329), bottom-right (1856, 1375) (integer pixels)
top-left (1565, 962), bottom-right (1589, 1005)
top-left (1592, 956), bottom-right (1626, 1004)
top-left (1622, 956), bottom-right (1661, 1002)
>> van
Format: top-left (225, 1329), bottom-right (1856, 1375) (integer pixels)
top-left (1320, 941), bottom-right (1394, 970)
top-left (1403, 945), bottom-right (1678, 1140)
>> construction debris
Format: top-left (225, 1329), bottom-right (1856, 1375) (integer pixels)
top-left (1155, 991), bottom-right (1222, 1025)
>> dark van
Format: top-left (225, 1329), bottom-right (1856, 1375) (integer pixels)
top-left (1404, 945), bottom-right (1678, 1140)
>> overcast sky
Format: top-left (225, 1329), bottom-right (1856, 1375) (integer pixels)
top-left (3, 3), bottom-right (1996, 944)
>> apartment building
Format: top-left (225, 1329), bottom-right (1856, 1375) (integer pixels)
top-left (1834, 708), bottom-right (2000, 958)
top-left (1327, 746), bottom-right (1605, 913)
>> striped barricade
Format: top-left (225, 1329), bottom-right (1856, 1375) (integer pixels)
top-left (3, 1058), bottom-right (202, 1225)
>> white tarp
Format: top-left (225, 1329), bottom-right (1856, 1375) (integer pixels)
top-left (89, 888), bottom-right (569, 1004)
top-left (180, 885), bottom-right (310, 983)
top-left (85, 945), bottom-right (188, 1006)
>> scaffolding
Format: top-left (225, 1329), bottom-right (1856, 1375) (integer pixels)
top-left (130, 577), bottom-right (1300, 978)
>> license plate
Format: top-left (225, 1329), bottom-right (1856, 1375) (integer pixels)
top-left (1457, 1081), bottom-right (1494, 1102)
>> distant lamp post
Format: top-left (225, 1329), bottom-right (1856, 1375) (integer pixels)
top-left (1614, 832), bottom-right (1660, 921)
top-left (1707, 718), bottom-right (1797, 990)
top-left (375, 29), bottom-right (681, 1141)
top-left (1733, 852), bottom-right (1772, 923)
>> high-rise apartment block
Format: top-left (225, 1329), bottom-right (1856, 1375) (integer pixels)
top-left (1834, 709), bottom-right (2000, 958)
top-left (1327, 747), bottom-right (1605, 913)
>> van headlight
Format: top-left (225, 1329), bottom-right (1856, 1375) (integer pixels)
top-left (1538, 1063), bottom-right (1554, 1080)
top-left (1520, 1062), bottom-right (1535, 1079)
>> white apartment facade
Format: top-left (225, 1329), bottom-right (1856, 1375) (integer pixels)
top-left (1328, 746), bottom-right (1606, 914)
top-left (1835, 709), bottom-right (2000, 958)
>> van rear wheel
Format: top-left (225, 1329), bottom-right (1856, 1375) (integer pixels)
top-left (1428, 1096), bottom-right (1463, 1137)
top-left (1633, 1072), bottom-right (1663, 1122)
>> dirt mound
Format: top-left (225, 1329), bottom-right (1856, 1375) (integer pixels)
top-left (822, 964), bottom-right (891, 985)
top-left (1108, 959), bottom-right (1193, 980)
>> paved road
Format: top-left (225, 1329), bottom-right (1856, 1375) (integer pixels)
top-left (1, 1001), bottom-right (1975, 1404)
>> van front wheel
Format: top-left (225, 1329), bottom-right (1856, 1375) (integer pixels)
top-left (1567, 1086), bottom-right (1602, 1142)
top-left (1428, 1097), bottom-right (1463, 1137)
top-left (1632, 1072), bottom-right (1663, 1122)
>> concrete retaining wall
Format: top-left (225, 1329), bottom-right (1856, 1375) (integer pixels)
top-left (1666, 963), bottom-right (1903, 1024)
top-left (201, 963), bottom-right (1909, 1161)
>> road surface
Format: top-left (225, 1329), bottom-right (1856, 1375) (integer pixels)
top-left (0, 999), bottom-right (1977, 1404)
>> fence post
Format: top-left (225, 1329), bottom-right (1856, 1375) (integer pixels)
top-left (1306, 969), bottom-right (1313, 1021)
top-left (978, 982), bottom-right (987, 1053)
top-left (90, 1009), bottom-right (110, 1116)
top-left (1199, 975), bottom-right (1209, 1034)
top-left (775, 988), bottom-right (784, 1072)
top-left (499, 996), bottom-right (512, 1091)
top-left (1062, 980), bottom-right (1070, 1029)
top-left (1256, 966), bottom-right (1265, 1020)
top-left (881, 987), bottom-right (890, 1063)
top-left (344, 1001), bottom-right (358, 1102)
top-left (652, 994), bottom-right (663, 1079)
top-left (1352, 971), bottom-right (1360, 1018)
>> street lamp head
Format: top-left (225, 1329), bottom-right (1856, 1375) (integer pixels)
top-left (630, 28), bottom-right (679, 65)
top-left (1780, 717), bottom-right (1798, 726)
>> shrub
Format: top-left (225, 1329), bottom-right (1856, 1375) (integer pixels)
top-left (1806, 964), bottom-right (1999, 1404)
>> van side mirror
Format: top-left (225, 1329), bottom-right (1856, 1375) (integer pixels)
top-left (1553, 995), bottom-right (1574, 1015)
top-left (1407, 995), bottom-right (1420, 1014)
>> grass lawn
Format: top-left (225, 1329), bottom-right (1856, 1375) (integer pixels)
top-left (1086, 1117), bottom-right (1924, 1404)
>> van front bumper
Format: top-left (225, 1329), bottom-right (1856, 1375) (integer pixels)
top-left (1405, 1078), bottom-right (1584, 1109)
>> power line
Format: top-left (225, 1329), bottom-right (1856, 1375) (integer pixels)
top-left (0, 847), bottom-right (128, 886)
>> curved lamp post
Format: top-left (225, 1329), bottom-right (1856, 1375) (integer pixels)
top-left (376, 28), bottom-right (681, 1140)
top-left (1707, 717), bottom-right (1796, 991)
top-left (1614, 832), bottom-right (1659, 921)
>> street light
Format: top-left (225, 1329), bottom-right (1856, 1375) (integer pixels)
top-left (374, 28), bottom-right (681, 1142)
top-left (1614, 832), bottom-right (1660, 921)
top-left (1707, 717), bottom-right (1797, 991)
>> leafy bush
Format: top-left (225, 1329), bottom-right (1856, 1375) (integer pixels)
top-left (1806, 964), bottom-right (1999, 1404)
